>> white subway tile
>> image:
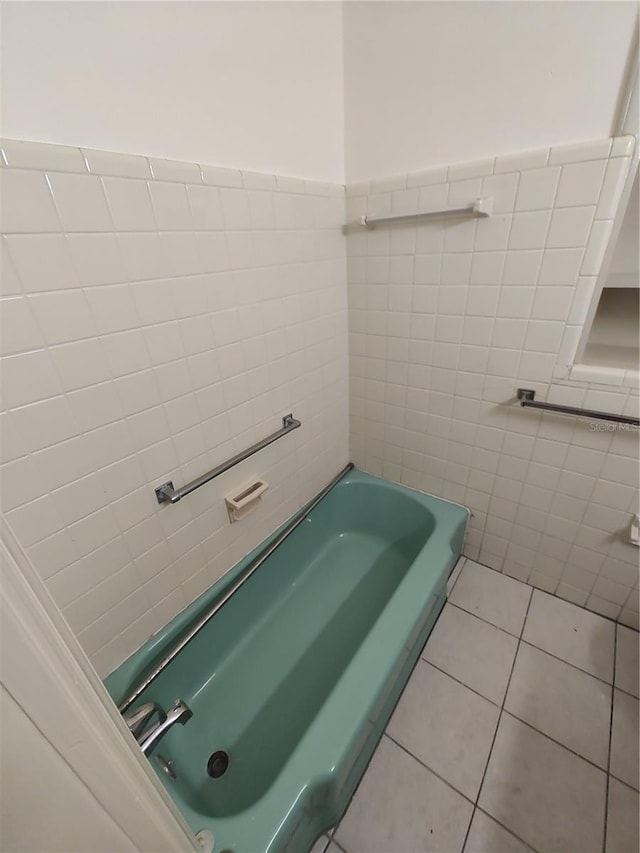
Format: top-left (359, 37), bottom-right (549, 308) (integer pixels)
top-left (201, 164), bottom-right (243, 188)
top-left (530, 286), bottom-right (573, 321)
top-left (148, 181), bottom-right (193, 231)
top-left (187, 184), bottom-right (224, 230)
top-left (83, 148), bottom-right (151, 179)
top-left (117, 232), bottom-right (168, 281)
top-left (407, 166), bottom-right (448, 188)
top-left (0, 239), bottom-right (22, 296)
top-left (546, 206), bottom-right (594, 249)
top-left (102, 177), bottom-right (156, 231)
top-left (470, 251), bottom-right (505, 286)
top-left (1, 349), bottom-right (64, 408)
top-left (595, 158), bottom-right (631, 220)
top-left (1, 139), bottom-right (86, 173)
top-left (67, 233), bottom-right (128, 287)
top-left (0, 296), bottom-right (45, 355)
top-left (84, 284), bottom-right (139, 335)
top-left (508, 211), bottom-right (551, 250)
top-left (494, 147), bottom-right (549, 173)
top-left (496, 286), bottom-right (534, 319)
top-left (474, 214), bottom-right (511, 252)
top-left (548, 138), bottom-right (612, 165)
top-left (580, 220), bottom-right (613, 276)
top-left (48, 173), bottom-right (113, 232)
top-left (514, 166), bottom-right (561, 212)
top-left (537, 248), bottom-right (584, 286)
top-left (10, 395), bottom-right (80, 452)
top-left (448, 178), bottom-right (482, 207)
top-left (29, 290), bottom-right (96, 346)
top-left (241, 171), bottom-right (276, 191)
top-left (502, 250), bottom-right (543, 285)
top-left (610, 135), bottom-right (635, 157)
top-left (220, 188), bottom-right (252, 230)
top-left (148, 157), bottom-right (201, 184)
top-left (50, 339), bottom-right (112, 393)
top-left (448, 158), bottom-right (494, 182)
top-left (0, 169), bottom-right (61, 233)
top-left (481, 173), bottom-right (519, 214)
top-left (555, 160), bottom-right (607, 208)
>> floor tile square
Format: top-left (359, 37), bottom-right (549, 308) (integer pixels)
top-left (605, 777), bottom-right (640, 853)
top-left (464, 809), bottom-right (532, 853)
top-left (523, 590), bottom-right (615, 682)
top-left (615, 625), bottom-right (639, 698)
top-left (449, 561), bottom-right (532, 636)
top-left (479, 714), bottom-right (606, 852)
top-left (335, 736), bottom-right (473, 853)
top-left (505, 643), bottom-right (611, 767)
top-left (387, 660), bottom-right (500, 800)
top-left (423, 604), bottom-right (518, 704)
top-left (610, 688), bottom-right (639, 791)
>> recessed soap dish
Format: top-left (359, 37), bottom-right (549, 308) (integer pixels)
top-left (225, 478), bottom-right (269, 523)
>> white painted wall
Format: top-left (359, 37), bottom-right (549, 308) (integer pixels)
top-left (0, 1), bottom-right (344, 183)
top-left (343, 1), bottom-right (639, 182)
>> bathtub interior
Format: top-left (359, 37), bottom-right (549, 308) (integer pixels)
top-left (105, 469), bottom-right (468, 850)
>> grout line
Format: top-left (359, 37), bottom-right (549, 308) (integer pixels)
top-left (422, 658), bottom-right (502, 708)
top-left (384, 731), bottom-right (476, 807)
top-left (461, 585), bottom-right (535, 852)
top-left (423, 622), bottom-right (613, 773)
top-left (518, 638), bottom-right (616, 690)
top-left (603, 626), bottom-right (618, 852)
top-left (473, 806), bottom-right (539, 853)
top-left (609, 770), bottom-right (640, 795)
top-left (446, 599), bottom-right (524, 639)
top-left (500, 709), bottom-right (609, 775)
top-left (386, 732), bottom-right (538, 853)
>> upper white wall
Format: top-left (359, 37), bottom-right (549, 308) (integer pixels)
top-left (343, 1), bottom-right (638, 182)
top-left (0, 1), bottom-right (344, 183)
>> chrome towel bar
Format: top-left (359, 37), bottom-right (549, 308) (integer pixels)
top-left (356, 197), bottom-right (493, 228)
top-left (119, 462), bottom-right (355, 713)
top-left (155, 413), bottom-right (301, 504)
top-left (517, 389), bottom-right (639, 427)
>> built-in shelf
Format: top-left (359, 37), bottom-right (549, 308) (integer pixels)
top-left (582, 287), bottom-right (639, 372)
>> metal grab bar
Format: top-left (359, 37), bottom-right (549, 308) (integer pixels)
top-left (356, 197), bottom-right (493, 229)
top-left (119, 462), bottom-right (355, 713)
top-left (517, 389), bottom-right (639, 427)
top-left (155, 413), bottom-right (301, 504)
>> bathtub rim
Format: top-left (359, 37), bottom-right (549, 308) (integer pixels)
top-left (104, 469), bottom-right (469, 852)
top-left (106, 466), bottom-right (470, 705)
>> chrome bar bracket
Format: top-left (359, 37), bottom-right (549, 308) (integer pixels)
top-left (517, 388), bottom-right (639, 426)
top-left (154, 413), bottom-right (301, 506)
top-left (155, 481), bottom-right (177, 505)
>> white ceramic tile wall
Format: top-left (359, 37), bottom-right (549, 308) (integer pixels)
top-left (347, 136), bottom-right (639, 629)
top-left (0, 138), bottom-right (349, 676)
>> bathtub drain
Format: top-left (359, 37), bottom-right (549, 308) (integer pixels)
top-left (207, 750), bottom-right (229, 778)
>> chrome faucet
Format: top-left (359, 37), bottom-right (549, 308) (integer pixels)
top-left (123, 699), bottom-right (192, 757)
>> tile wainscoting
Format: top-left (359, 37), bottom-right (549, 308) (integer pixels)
top-left (346, 136), bottom-right (639, 627)
top-left (0, 139), bottom-right (349, 676)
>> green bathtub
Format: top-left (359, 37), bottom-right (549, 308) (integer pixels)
top-left (106, 469), bottom-right (468, 853)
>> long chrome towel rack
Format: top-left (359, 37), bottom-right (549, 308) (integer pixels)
top-left (155, 413), bottom-right (301, 504)
top-left (357, 196), bottom-right (493, 228)
top-left (120, 462), bottom-right (355, 713)
top-left (517, 389), bottom-right (639, 427)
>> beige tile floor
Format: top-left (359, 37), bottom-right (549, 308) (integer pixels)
top-left (312, 559), bottom-right (639, 853)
